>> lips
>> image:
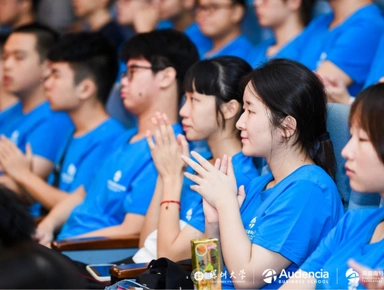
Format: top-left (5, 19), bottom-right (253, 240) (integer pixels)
top-left (3, 75), bottom-right (12, 85)
top-left (345, 165), bottom-right (355, 176)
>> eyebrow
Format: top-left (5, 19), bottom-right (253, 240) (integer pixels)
top-left (245, 101), bottom-right (254, 107)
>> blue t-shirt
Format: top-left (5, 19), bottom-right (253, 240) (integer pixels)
top-left (300, 207), bottom-right (384, 289)
top-left (203, 35), bottom-right (254, 65)
top-left (2, 101), bottom-right (74, 162)
top-left (222, 165), bottom-right (344, 289)
top-left (364, 35), bottom-right (384, 88)
top-left (180, 151), bottom-right (259, 233)
top-left (0, 101), bottom-right (22, 135)
top-left (294, 4), bottom-right (384, 95)
top-left (55, 118), bottom-right (125, 193)
top-left (248, 33), bottom-right (304, 68)
top-left (57, 124), bottom-right (183, 240)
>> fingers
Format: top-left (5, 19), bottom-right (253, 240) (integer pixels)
top-left (177, 134), bottom-right (189, 157)
top-left (214, 158), bottom-right (221, 170)
top-left (237, 185), bottom-right (246, 208)
top-left (25, 143), bottom-right (33, 160)
top-left (227, 156), bottom-right (235, 177)
top-left (146, 130), bottom-right (156, 150)
top-left (156, 112), bottom-right (170, 145)
top-left (181, 156), bottom-right (207, 178)
top-left (190, 151), bottom-right (215, 172)
top-left (219, 155), bottom-right (228, 173)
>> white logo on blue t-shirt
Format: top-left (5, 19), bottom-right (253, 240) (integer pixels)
top-left (249, 217), bottom-right (257, 229)
top-left (10, 130), bottom-right (19, 144)
top-left (346, 268), bottom-right (359, 290)
top-left (61, 164), bottom-right (77, 184)
top-left (186, 208), bottom-right (193, 221)
top-left (316, 52), bottom-right (327, 69)
top-left (113, 170), bottom-right (122, 182)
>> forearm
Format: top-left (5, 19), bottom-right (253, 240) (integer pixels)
top-left (0, 175), bottom-right (29, 197)
top-left (139, 177), bottom-right (163, 248)
top-left (157, 176), bottom-right (184, 259)
top-left (217, 199), bottom-right (254, 287)
top-left (205, 222), bottom-right (220, 239)
top-left (14, 171), bottom-right (69, 209)
top-left (39, 187), bottom-right (85, 233)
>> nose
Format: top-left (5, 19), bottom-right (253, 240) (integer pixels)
top-left (179, 98), bottom-right (191, 118)
top-left (43, 75), bottom-right (53, 91)
top-left (236, 112), bottom-right (246, 131)
top-left (341, 137), bottom-right (354, 161)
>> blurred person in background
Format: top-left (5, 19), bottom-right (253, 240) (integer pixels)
top-left (0, 0), bottom-right (40, 32)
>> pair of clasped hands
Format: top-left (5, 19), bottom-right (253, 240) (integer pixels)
top-left (145, 112), bottom-right (246, 223)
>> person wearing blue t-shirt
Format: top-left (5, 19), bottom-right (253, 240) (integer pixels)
top-left (0, 24), bottom-right (74, 194)
top-left (33, 29), bottom-right (200, 244)
top-left (364, 35), bottom-right (384, 89)
top-left (196, 0), bottom-right (254, 63)
top-left (131, 57), bottom-right (258, 264)
top-left (0, 32), bottom-right (126, 213)
top-left (248, 0), bottom-right (316, 67)
top-left (293, 0), bottom-right (384, 96)
top-left (0, 35), bottom-right (22, 135)
top-left (281, 83), bottom-right (384, 290)
top-left (182, 59), bottom-right (344, 289)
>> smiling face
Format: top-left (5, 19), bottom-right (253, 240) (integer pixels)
top-left (236, 83), bottom-right (279, 158)
top-left (179, 90), bottom-right (219, 141)
top-left (342, 122), bottom-right (384, 194)
top-left (2, 33), bottom-right (46, 96)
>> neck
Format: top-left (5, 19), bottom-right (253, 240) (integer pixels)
top-left (134, 94), bottom-right (179, 141)
top-left (330, 0), bottom-right (371, 28)
top-left (272, 15), bottom-right (304, 48)
top-left (19, 85), bottom-right (46, 113)
top-left (86, 9), bottom-right (111, 31)
top-left (210, 27), bottom-right (241, 53)
top-left (69, 101), bottom-right (109, 137)
top-left (13, 13), bottom-right (34, 28)
top-left (266, 146), bottom-right (314, 187)
top-left (206, 129), bottom-right (242, 160)
top-left (0, 89), bottom-right (18, 111)
top-left (171, 11), bottom-right (194, 31)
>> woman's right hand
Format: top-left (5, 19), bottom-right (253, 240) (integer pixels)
top-left (146, 113), bottom-right (189, 179)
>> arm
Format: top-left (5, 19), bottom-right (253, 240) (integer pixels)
top-left (139, 177), bottom-right (163, 248)
top-left (36, 186), bottom-right (85, 246)
top-left (75, 213), bottom-right (145, 238)
top-left (317, 61), bottom-right (353, 87)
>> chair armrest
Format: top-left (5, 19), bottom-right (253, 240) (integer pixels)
top-left (52, 234), bottom-right (140, 251)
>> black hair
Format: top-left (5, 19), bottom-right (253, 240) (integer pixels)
top-left (244, 58), bottom-right (336, 179)
top-left (0, 34), bottom-right (7, 54)
top-left (121, 29), bottom-right (199, 102)
top-left (298, 0), bottom-right (316, 25)
top-left (233, 0), bottom-right (246, 7)
top-left (48, 32), bottom-right (118, 105)
top-left (31, 0), bottom-right (41, 14)
top-left (13, 23), bottom-right (59, 62)
top-left (350, 83), bottom-right (384, 165)
top-left (0, 186), bottom-right (35, 250)
top-left (184, 56), bottom-right (252, 138)
top-left (0, 242), bottom-right (84, 289)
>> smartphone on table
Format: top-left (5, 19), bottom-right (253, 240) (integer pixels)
top-left (86, 264), bottom-right (116, 282)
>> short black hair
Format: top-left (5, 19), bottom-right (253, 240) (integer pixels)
top-left (48, 32), bottom-right (118, 104)
top-left (121, 29), bottom-right (199, 101)
top-left (184, 56), bottom-right (252, 136)
top-left (31, 0), bottom-right (41, 14)
top-left (0, 186), bottom-right (35, 250)
top-left (0, 34), bottom-right (8, 54)
top-left (13, 23), bottom-right (59, 62)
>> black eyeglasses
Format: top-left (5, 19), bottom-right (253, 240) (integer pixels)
top-left (121, 65), bottom-right (164, 81)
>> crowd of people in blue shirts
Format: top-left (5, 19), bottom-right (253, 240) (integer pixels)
top-left (0, 0), bottom-right (384, 289)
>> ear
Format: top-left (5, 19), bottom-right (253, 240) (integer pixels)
top-left (157, 67), bottom-right (177, 90)
top-left (280, 115), bottom-right (297, 139)
top-left (220, 100), bottom-right (240, 120)
top-left (230, 4), bottom-right (245, 24)
top-left (75, 78), bottom-right (97, 101)
top-left (287, 0), bottom-right (302, 12)
top-left (183, 0), bottom-right (195, 10)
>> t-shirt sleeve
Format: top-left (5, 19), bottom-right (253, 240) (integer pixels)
top-left (300, 211), bottom-right (350, 272)
top-left (252, 180), bottom-right (334, 266)
top-left (325, 22), bottom-right (383, 84)
top-left (123, 162), bottom-right (158, 216)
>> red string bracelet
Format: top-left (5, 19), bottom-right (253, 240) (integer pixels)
top-left (160, 200), bottom-right (181, 210)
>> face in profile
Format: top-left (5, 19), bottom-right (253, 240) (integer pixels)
top-left (72, 0), bottom-right (101, 17)
top-left (179, 90), bottom-right (220, 141)
top-left (2, 33), bottom-right (46, 96)
top-left (342, 122), bottom-right (384, 194)
top-left (44, 62), bottom-right (82, 112)
top-left (116, 0), bottom-right (149, 25)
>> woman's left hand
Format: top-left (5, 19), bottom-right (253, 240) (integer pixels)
top-left (181, 151), bottom-right (238, 209)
